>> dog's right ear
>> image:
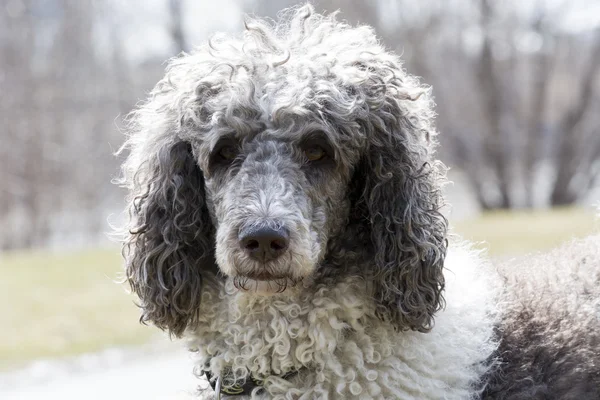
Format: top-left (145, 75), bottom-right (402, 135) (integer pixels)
top-left (120, 130), bottom-right (215, 337)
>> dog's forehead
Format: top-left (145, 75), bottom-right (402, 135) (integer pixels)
top-left (199, 91), bottom-right (360, 145)
top-left (204, 58), bottom-right (361, 118)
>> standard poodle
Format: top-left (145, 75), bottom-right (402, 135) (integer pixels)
top-left (117, 5), bottom-right (600, 399)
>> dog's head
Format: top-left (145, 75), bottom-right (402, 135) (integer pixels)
top-left (119, 5), bottom-right (447, 337)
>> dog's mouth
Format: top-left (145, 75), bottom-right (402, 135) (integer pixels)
top-left (232, 272), bottom-right (301, 294)
top-left (243, 270), bottom-right (290, 281)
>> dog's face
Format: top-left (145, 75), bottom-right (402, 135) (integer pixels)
top-left (121, 6), bottom-right (448, 337)
top-left (196, 125), bottom-right (357, 293)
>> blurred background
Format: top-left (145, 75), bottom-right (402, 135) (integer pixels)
top-left (1, 0), bottom-right (599, 398)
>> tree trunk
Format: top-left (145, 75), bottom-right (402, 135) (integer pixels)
top-left (524, 12), bottom-right (553, 207)
top-left (550, 31), bottom-right (600, 206)
top-left (169, 0), bottom-right (188, 53)
top-left (477, 0), bottom-right (511, 209)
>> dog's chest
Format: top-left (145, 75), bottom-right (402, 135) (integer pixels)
top-left (185, 271), bottom-right (497, 399)
top-left (187, 278), bottom-right (381, 379)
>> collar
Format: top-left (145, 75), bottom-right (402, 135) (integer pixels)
top-left (204, 369), bottom-right (299, 398)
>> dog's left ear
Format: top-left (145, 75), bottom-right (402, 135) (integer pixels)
top-left (351, 63), bottom-right (448, 332)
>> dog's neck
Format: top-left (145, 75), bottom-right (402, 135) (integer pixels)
top-left (185, 245), bottom-right (498, 399)
top-left (186, 275), bottom-right (376, 377)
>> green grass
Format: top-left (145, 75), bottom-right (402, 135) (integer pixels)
top-left (452, 207), bottom-right (599, 257)
top-left (0, 248), bottom-right (156, 370)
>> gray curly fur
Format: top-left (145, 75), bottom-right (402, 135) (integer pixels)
top-left (117, 4), bottom-right (600, 399)
top-left (482, 234), bottom-right (600, 399)
top-left (123, 141), bottom-right (217, 335)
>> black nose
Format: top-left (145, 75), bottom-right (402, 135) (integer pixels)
top-left (239, 226), bottom-right (289, 262)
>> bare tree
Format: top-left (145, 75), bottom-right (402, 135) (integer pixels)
top-left (524, 4), bottom-right (554, 207)
top-left (0, 0), bottom-right (144, 249)
top-left (550, 29), bottom-right (600, 205)
top-left (1, 1), bottom-right (44, 248)
top-left (476, 0), bottom-right (512, 209)
top-left (169, 0), bottom-right (188, 53)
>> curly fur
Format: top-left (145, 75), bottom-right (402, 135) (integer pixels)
top-left (186, 244), bottom-right (496, 399)
top-left (482, 234), bottom-right (600, 399)
top-left (117, 4), bottom-right (600, 399)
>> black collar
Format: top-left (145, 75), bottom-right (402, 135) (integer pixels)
top-left (204, 369), bottom-right (299, 397)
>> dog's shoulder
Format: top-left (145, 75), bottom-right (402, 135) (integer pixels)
top-left (484, 234), bottom-right (600, 399)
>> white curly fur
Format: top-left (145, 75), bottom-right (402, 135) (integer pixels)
top-left (187, 242), bottom-right (499, 399)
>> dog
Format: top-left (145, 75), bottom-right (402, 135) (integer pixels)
top-left (117, 5), bottom-right (600, 399)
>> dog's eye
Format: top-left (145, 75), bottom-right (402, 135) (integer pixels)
top-left (304, 146), bottom-right (326, 162)
top-left (218, 145), bottom-right (238, 161)
top-left (210, 140), bottom-right (240, 171)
